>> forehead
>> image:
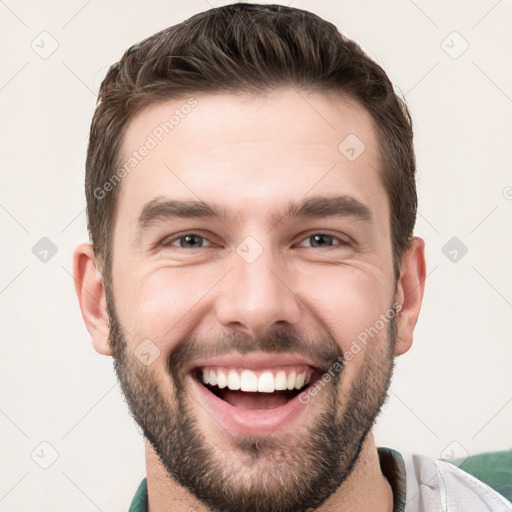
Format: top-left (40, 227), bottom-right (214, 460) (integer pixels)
top-left (116, 89), bottom-right (386, 228)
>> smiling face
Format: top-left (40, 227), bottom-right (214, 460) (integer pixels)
top-left (76, 88), bottom-right (425, 511)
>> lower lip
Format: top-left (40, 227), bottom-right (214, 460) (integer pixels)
top-left (188, 375), bottom-right (311, 435)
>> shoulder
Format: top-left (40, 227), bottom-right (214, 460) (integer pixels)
top-left (399, 451), bottom-right (512, 512)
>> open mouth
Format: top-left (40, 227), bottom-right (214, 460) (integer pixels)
top-left (192, 365), bottom-right (319, 411)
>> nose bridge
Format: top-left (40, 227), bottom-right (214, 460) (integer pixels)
top-left (214, 237), bottom-right (301, 337)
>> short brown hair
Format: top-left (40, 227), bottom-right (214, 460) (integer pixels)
top-left (85, 3), bottom-right (416, 286)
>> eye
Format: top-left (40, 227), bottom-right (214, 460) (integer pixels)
top-left (297, 232), bottom-right (348, 248)
top-left (160, 231), bottom-right (348, 250)
top-left (162, 233), bottom-right (214, 249)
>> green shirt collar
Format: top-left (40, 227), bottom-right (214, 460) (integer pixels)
top-left (129, 477), bottom-right (148, 512)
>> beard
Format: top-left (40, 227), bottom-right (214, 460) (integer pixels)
top-left (106, 289), bottom-right (396, 512)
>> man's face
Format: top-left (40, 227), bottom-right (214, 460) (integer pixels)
top-left (108, 89), bottom-right (399, 511)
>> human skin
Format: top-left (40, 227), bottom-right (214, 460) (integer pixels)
top-left (74, 88), bottom-right (426, 511)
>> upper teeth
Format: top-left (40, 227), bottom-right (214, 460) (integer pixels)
top-left (201, 367), bottom-right (312, 393)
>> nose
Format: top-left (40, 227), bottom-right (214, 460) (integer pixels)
top-left (214, 243), bottom-right (302, 339)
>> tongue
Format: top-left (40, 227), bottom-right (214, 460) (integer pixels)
top-left (220, 390), bottom-right (296, 410)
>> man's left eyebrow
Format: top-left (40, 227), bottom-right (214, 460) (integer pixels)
top-left (272, 195), bottom-right (373, 226)
top-left (137, 194), bottom-right (374, 232)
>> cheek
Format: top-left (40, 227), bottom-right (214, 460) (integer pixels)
top-left (295, 265), bottom-right (390, 354)
top-left (113, 249), bottom-right (393, 359)
top-left (115, 267), bottom-right (213, 348)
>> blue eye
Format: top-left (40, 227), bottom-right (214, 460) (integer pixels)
top-left (298, 233), bottom-right (346, 248)
top-left (161, 232), bottom-right (348, 250)
top-left (166, 234), bottom-right (212, 249)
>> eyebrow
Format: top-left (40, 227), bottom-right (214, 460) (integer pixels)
top-left (137, 194), bottom-right (373, 232)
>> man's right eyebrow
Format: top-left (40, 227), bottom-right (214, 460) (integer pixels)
top-left (137, 197), bottom-right (239, 231)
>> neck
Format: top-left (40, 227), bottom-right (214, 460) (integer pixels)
top-left (145, 431), bottom-right (393, 512)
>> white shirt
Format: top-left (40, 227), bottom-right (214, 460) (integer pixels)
top-left (386, 449), bottom-right (512, 512)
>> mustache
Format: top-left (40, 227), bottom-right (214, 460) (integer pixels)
top-left (167, 326), bottom-right (343, 376)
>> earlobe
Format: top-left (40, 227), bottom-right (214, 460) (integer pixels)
top-left (73, 243), bottom-right (112, 356)
top-left (394, 237), bottom-right (426, 356)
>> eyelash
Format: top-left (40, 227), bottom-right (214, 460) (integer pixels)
top-left (161, 231), bottom-right (350, 250)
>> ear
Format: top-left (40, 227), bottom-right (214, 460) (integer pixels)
top-left (73, 243), bottom-right (112, 356)
top-left (393, 236), bottom-right (426, 356)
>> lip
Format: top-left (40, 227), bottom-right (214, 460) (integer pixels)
top-left (187, 371), bottom-right (315, 436)
top-left (184, 352), bottom-right (322, 374)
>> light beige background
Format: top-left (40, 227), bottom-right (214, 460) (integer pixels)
top-left (1, 0), bottom-right (511, 510)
